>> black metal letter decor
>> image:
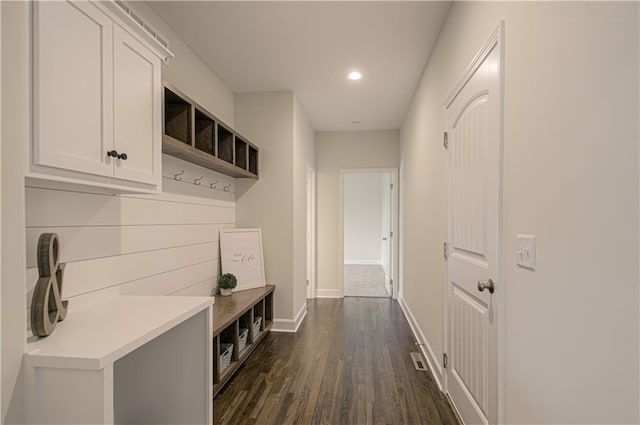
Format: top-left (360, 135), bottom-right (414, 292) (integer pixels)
top-left (30, 233), bottom-right (68, 337)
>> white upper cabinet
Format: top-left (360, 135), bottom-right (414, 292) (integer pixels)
top-left (32, 1), bottom-right (172, 193)
top-left (34, 1), bottom-right (114, 177)
top-left (113, 26), bottom-right (161, 186)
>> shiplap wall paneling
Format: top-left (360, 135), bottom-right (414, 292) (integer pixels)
top-left (26, 189), bottom-right (234, 227)
top-left (25, 155), bottom-right (236, 317)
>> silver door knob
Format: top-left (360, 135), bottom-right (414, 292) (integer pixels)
top-left (477, 278), bottom-right (495, 294)
top-left (382, 237), bottom-right (387, 241)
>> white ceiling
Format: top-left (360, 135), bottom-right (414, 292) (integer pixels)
top-left (147, 1), bottom-right (451, 131)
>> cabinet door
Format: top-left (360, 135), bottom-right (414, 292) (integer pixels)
top-left (34, 1), bottom-right (114, 177)
top-left (113, 26), bottom-right (162, 186)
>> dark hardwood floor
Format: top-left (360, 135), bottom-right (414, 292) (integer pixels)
top-left (213, 298), bottom-right (460, 425)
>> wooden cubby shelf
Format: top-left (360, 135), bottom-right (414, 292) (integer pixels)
top-left (162, 83), bottom-right (259, 179)
top-left (235, 136), bottom-right (248, 170)
top-left (248, 145), bottom-right (258, 175)
top-left (194, 108), bottom-right (215, 156)
top-left (217, 124), bottom-right (234, 165)
top-left (212, 285), bottom-right (274, 397)
top-left (164, 88), bottom-right (192, 147)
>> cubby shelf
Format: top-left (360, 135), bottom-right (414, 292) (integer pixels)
top-left (212, 285), bottom-right (274, 397)
top-left (163, 84), bottom-right (259, 179)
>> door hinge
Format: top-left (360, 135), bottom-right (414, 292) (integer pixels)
top-left (443, 132), bottom-right (449, 149)
top-left (443, 353), bottom-right (448, 368)
top-left (390, 231), bottom-right (394, 238)
top-left (306, 279), bottom-right (309, 286)
top-left (443, 242), bottom-right (449, 260)
top-left (390, 183), bottom-right (394, 190)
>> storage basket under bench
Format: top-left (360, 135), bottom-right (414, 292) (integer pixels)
top-left (211, 285), bottom-right (274, 397)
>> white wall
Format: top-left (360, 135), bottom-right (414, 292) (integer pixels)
top-left (399, 2), bottom-right (639, 423)
top-left (234, 92), bottom-right (314, 330)
top-left (1, 2), bottom-right (28, 422)
top-left (316, 131), bottom-right (398, 297)
top-left (344, 173), bottom-right (384, 264)
top-left (234, 92), bottom-right (295, 319)
top-left (1, 2), bottom-right (236, 421)
top-left (130, 2), bottom-right (234, 126)
top-left (0, 0), bottom-right (3, 413)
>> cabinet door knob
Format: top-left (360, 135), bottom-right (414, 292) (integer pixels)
top-left (107, 150), bottom-right (119, 158)
top-left (118, 153), bottom-right (128, 160)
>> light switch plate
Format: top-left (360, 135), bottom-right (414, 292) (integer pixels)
top-left (516, 234), bottom-right (536, 270)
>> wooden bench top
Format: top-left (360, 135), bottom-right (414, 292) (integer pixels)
top-left (212, 285), bottom-right (274, 336)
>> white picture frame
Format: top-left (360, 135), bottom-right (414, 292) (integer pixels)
top-left (219, 228), bottom-right (266, 292)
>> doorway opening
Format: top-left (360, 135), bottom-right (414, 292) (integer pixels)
top-left (306, 165), bottom-right (316, 299)
top-left (340, 169), bottom-right (398, 298)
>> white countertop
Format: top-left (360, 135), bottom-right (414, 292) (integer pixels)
top-left (26, 295), bottom-right (214, 370)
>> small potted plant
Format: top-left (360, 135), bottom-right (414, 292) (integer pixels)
top-left (218, 273), bottom-right (237, 296)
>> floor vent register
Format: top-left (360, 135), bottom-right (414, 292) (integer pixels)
top-left (410, 352), bottom-right (428, 371)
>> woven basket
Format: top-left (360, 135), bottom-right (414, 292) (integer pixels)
top-left (253, 316), bottom-right (262, 336)
top-left (239, 328), bottom-right (249, 352)
top-left (220, 342), bottom-right (233, 373)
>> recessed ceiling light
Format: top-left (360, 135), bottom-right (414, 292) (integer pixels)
top-left (352, 121), bottom-right (361, 126)
top-left (348, 71), bottom-right (362, 80)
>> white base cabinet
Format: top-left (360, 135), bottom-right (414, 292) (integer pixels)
top-left (32, 0), bottom-right (170, 193)
top-left (25, 296), bottom-right (213, 425)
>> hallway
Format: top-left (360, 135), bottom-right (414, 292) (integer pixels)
top-left (213, 298), bottom-right (459, 425)
top-left (344, 265), bottom-right (389, 298)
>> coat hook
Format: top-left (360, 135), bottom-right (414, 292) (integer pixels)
top-left (223, 184), bottom-right (231, 192)
top-left (209, 179), bottom-right (219, 190)
top-left (174, 170), bottom-right (184, 181)
top-left (194, 176), bottom-right (203, 185)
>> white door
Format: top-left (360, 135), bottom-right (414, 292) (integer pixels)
top-left (34, 1), bottom-right (114, 177)
top-left (113, 26), bottom-right (161, 185)
top-left (445, 27), bottom-right (502, 425)
top-left (380, 174), bottom-right (392, 295)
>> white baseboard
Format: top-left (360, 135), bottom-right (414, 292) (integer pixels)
top-left (398, 296), bottom-right (444, 391)
top-left (271, 302), bottom-right (307, 333)
top-left (344, 259), bottom-right (382, 265)
top-left (316, 288), bottom-right (342, 298)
